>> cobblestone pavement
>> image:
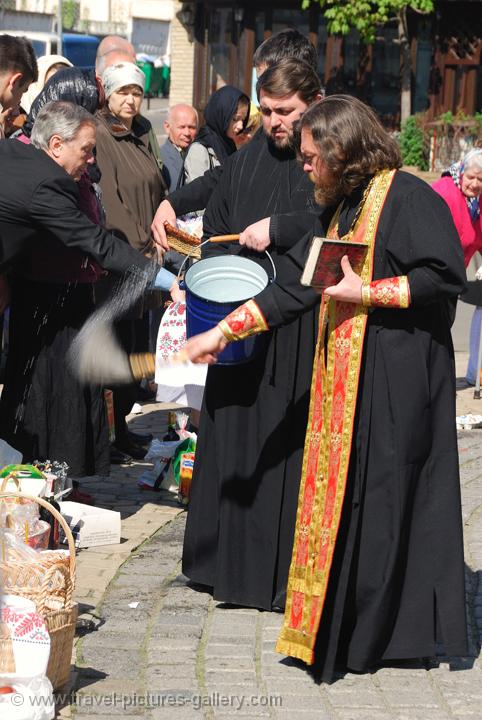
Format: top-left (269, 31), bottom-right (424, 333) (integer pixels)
top-left (65, 422), bottom-right (482, 720)
top-left (67, 401), bottom-right (184, 630)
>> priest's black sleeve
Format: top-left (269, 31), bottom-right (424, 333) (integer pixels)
top-left (200, 163), bottom-right (233, 259)
top-left (255, 228), bottom-right (320, 327)
top-left (168, 166), bottom-right (223, 215)
top-left (384, 182), bottom-right (466, 304)
top-left (29, 176), bottom-right (154, 275)
top-left (269, 211), bottom-right (320, 252)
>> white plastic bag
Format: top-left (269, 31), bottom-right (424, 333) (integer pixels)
top-left (138, 439), bottom-right (185, 490)
top-left (144, 438), bottom-right (185, 462)
top-left (0, 438), bottom-right (22, 467)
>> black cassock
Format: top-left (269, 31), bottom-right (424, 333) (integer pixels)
top-left (255, 171), bottom-right (468, 679)
top-left (182, 135), bottom-right (320, 610)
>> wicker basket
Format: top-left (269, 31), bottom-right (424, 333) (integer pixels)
top-left (0, 474), bottom-right (24, 512)
top-left (0, 620), bottom-right (15, 673)
top-left (0, 492), bottom-right (78, 690)
top-left (164, 223), bottom-right (201, 259)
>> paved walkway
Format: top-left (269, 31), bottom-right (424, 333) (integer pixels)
top-left (54, 391), bottom-right (481, 720)
top-left (70, 402), bottom-right (183, 624)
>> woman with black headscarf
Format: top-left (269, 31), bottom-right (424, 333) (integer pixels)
top-left (184, 85), bottom-right (249, 183)
top-left (22, 66), bottom-right (102, 133)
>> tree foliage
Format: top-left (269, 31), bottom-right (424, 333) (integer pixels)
top-left (399, 115), bottom-right (428, 169)
top-left (302, 0), bottom-right (434, 43)
top-left (62, 0), bottom-right (78, 31)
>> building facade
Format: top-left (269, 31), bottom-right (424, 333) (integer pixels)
top-left (2, 0), bottom-right (174, 56)
top-left (169, 0), bottom-right (482, 126)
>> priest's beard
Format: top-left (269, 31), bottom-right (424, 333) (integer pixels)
top-left (313, 174), bottom-right (345, 207)
top-left (266, 128), bottom-right (296, 153)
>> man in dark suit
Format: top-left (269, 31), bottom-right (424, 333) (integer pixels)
top-left (0, 102), bottom-right (157, 276)
top-left (160, 103), bottom-right (198, 192)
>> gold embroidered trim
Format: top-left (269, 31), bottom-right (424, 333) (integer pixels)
top-left (218, 299), bottom-right (268, 342)
top-left (399, 276), bottom-right (410, 308)
top-left (369, 275), bottom-right (411, 309)
top-left (361, 282), bottom-right (372, 307)
top-left (218, 320), bottom-right (237, 342)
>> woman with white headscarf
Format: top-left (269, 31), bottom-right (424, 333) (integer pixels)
top-left (21, 54), bottom-right (73, 113)
top-left (95, 61), bottom-right (172, 461)
top-left (433, 148), bottom-right (482, 385)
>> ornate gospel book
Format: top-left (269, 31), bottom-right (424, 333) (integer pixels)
top-left (300, 236), bottom-right (368, 292)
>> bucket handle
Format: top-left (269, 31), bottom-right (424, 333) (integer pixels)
top-left (177, 239), bottom-right (276, 286)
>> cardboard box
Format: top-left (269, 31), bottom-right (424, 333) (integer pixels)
top-left (59, 501), bottom-right (121, 548)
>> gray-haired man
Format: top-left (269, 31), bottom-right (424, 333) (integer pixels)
top-left (0, 100), bottom-right (159, 274)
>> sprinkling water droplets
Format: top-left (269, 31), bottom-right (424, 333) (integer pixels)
top-left (68, 263), bottom-right (157, 384)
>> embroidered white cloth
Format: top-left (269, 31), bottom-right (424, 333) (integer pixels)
top-left (155, 302), bottom-right (207, 411)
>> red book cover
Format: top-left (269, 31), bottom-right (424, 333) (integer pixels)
top-left (301, 237), bottom-right (368, 292)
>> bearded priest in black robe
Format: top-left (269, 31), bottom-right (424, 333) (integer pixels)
top-left (182, 59), bottom-right (323, 611)
top-left (182, 96), bottom-right (468, 681)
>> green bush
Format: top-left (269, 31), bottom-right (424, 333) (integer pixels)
top-left (472, 111), bottom-right (482, 134)
top-left (399, 115), bottom-right (428, 170)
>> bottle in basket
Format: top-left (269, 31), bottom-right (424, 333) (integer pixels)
top-left (39, 497), bottom-right (61, 549)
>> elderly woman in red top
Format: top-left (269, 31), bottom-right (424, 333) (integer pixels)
top-left (433, 148), bottom-right (482, 385)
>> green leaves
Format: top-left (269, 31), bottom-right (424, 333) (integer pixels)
top-left (399, 115), bottom-right (428, 169)
top-left (61, 0), bottom-right (79, 31)
top-left (303, 0), bottom-right (434, 43)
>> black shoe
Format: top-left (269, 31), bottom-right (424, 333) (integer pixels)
top-left (127, 430), bottom-right (153, 446)
top-left (110, 447), bottom-right (133, 465)
top-left (114, 440), bottom-right (147, 460)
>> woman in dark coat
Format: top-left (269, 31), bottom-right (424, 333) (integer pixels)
top-left (95, 61), bottom-right (167, 459)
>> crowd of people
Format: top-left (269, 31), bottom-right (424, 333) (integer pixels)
top-left (0, 25), bottom-right (479, 685)
top-left (0, 33), bottom-right (173, 493)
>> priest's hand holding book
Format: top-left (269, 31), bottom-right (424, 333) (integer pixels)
top-left (323, 255), bottom-right (362, 304)
top-left (302, 237), bottom-right (411, 309)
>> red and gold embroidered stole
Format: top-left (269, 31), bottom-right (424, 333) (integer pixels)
top-left (276, 169), bottom-right (396, 664)
top-left (218, 299), bottom-right (268, 341)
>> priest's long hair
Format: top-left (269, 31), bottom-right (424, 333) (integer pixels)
top-left (300, 95), bottom-right (402, 206)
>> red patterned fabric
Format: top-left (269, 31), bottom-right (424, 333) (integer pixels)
top-left (218, 299), bottom-right (268, 341)
top-left (369, 276), bottom-right (410, 308)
